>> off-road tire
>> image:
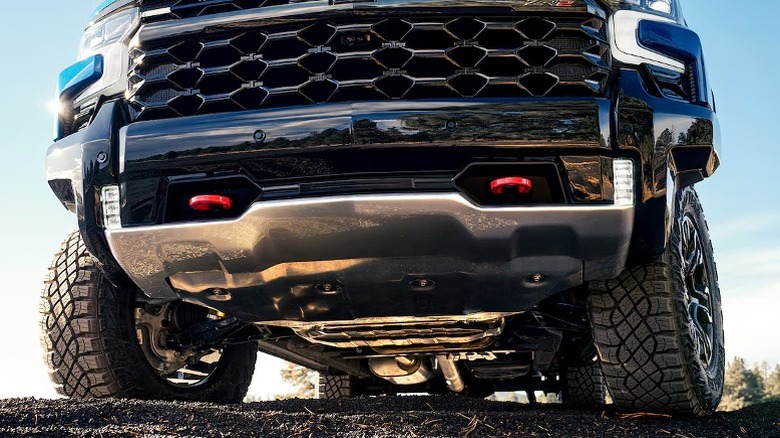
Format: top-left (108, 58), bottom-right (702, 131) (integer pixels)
top-left (588, 187), bottom-right (725, 416)
top-left (562, 360), bottom-right (607, 408)
top-left (41, 231), bottom-right (258, 403)
top-left (318, 374), bottom-right (360, 399)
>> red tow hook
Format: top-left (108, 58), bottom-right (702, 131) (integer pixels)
top-left (490, 177), bottom-right (533, 195)
top-left (189, 195), bottom-right (234, 212)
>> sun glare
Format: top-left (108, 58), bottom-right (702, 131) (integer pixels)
top-left (46, 98), bottom-right (62, 116)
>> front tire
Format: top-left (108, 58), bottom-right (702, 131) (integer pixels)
top-left (40, 231), bottom-right (257, 403)
top-left (318, 374), bottom-right (361, 399)
top-left (588, 187), bottom-right (724, 416)
top-left (562, 359), bottom-right (607, 409)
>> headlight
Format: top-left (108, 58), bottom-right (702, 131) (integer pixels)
top-left (79, 7), bottom-right (138, 60)
top-left (608, 7), bottom-right (685, 73)
top-left (55, 6), bottom-right (138, 140)
top-left (605, 0), bottom-right (682, 21)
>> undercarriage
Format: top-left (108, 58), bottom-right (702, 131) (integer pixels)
top-left (153, 288), bottom-right (596, 396)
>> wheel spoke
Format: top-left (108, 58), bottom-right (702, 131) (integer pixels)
top-left (692, 268), bottom-right (710, 301)
top-left (698, 322), bottom-right (713, 364)
top-left (683, 220), bottom-right (701, 272)
top-left (681, 214), bottom-right (716, 367)
top-left (689, 299), bottom-right (714, 366)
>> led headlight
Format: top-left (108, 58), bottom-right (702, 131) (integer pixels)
top-left (608, 0), bottom-right (687, 74)
top-left (79, 7), bottom-right (138, 60)
top-left (55, 5), bottom-right (139, 139)
top-left (605, 0), bottom-right (682, 21)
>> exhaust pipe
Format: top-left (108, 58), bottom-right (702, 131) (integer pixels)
top-left (436, 355), bottom-right (465, 393)
top-left (369, 356), bottom-right (433, 385)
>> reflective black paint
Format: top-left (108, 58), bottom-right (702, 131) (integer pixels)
top-left (119, 98), bottom-right (612, 225)
top-left (45, 101), bottom-right (135, 288)
top-left (560, 155), bottom-right (614, 203)
top-left (614, 69), bottom-right (720, 261)
top-left (46, 66), bottom-right (720, 305)
top-left (638, 19), bottom-right (710, 107)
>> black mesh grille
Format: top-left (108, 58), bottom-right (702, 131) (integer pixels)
top-left (128, 14), bottom-right (610, 121)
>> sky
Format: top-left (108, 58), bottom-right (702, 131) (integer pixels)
top-left (0, 0), bottom-right (778, 399)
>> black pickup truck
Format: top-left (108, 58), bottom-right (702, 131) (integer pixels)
top-left (43, 0), bottom-right (723, 415)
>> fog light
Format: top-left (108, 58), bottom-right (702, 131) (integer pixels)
top-left (101, 185), bottom-right (121, 229)
top-left (613, 159), bottom-right (634, 206)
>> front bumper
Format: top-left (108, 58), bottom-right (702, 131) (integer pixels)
top-left (105, 193), bottom-right (632, 322)
top-left (118, 98), bottom-right (614, 226)
top-left (45, 71), bottom-right (720, 318)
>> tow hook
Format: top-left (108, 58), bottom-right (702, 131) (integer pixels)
top-left (490, 176), bottom-right (533, 195)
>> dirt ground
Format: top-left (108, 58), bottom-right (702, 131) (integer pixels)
top-left (0, 396), bottom-right (777, 437)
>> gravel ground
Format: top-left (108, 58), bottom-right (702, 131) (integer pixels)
top-left (0, 397), bottom-right (777, 437)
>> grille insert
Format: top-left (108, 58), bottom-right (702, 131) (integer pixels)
top-left (129, 14), bottom-right (610, 121)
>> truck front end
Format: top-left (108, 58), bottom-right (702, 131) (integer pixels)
top-left (43, 0), bottom-right (723, 414)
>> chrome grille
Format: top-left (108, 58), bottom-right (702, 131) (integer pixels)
top-left (128, 14), bottom-right (610, 121)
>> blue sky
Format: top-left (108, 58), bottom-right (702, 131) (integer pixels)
top-left (0, 0), bottom-right (778, 398)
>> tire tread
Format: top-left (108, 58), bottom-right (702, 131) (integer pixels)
top-left (319, 375), bottom-right (357, 399)
top-left (588, 187), bottom-right (724, 416)
top-left (563, 361), bottom-right (607, 408)
top-left (41, 231), bottom-right (257, 403)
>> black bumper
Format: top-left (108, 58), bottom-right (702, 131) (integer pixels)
top-left (46, 68), bottom-right (720, 317)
